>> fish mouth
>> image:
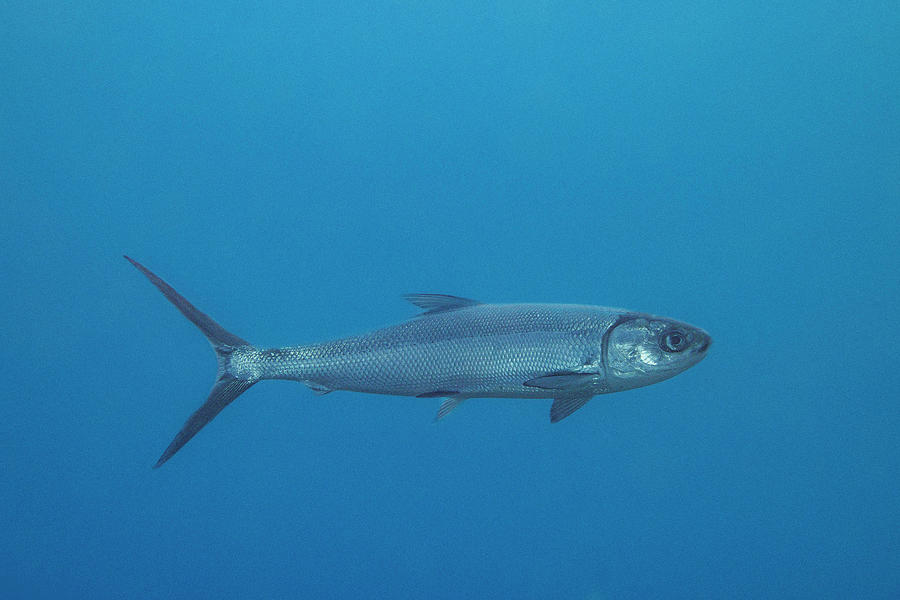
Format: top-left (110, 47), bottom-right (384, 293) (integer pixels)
top-left (696, 333), bottom-right (712, 354)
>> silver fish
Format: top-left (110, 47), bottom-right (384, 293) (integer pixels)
top-left (126, 256), bottom-right (711, 467)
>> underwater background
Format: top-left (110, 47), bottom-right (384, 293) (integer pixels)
top-left (2, 2), bottom-right (898, 598)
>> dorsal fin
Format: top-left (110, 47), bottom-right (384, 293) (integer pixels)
top-left (404, 293), bottom-right (480, 315)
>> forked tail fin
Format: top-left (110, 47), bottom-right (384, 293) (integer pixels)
top-left (125, 256), bottom-right (256, 468)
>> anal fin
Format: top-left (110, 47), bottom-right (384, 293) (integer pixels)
top-left (304, 381), bottom-right (333, 395)
top-left (417, 390), bottom-right (459, 398)
top-left (435, 396), bottom-right (466, 421)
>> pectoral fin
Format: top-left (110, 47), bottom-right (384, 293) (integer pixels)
top-left (524, 371), bottom-right (596, 390)
top-left (550, 396), bottom-right (591, 423)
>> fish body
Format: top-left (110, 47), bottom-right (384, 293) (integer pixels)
top-left (231, 303), bottom-right (613, 399)
top-left (126, 258), bottom-right (711, 467)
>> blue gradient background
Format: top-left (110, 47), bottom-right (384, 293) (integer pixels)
top-left (2, 3), bottom-right (898, 598)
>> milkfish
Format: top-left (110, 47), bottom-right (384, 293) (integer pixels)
top-left (126, 256), bottom-right (712, 467)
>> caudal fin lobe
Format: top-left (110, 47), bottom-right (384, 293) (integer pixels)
top-left (125, 256), bottom-right (256, 468)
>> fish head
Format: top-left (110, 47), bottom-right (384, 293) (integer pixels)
top-left (605, 315), bottom-right (711, 392)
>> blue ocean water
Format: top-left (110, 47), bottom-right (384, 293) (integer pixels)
top-left (2, 2), bottom-right (898, 598)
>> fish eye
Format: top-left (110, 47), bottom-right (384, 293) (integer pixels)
top-left (660, 330), bottom-right (687, 353)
